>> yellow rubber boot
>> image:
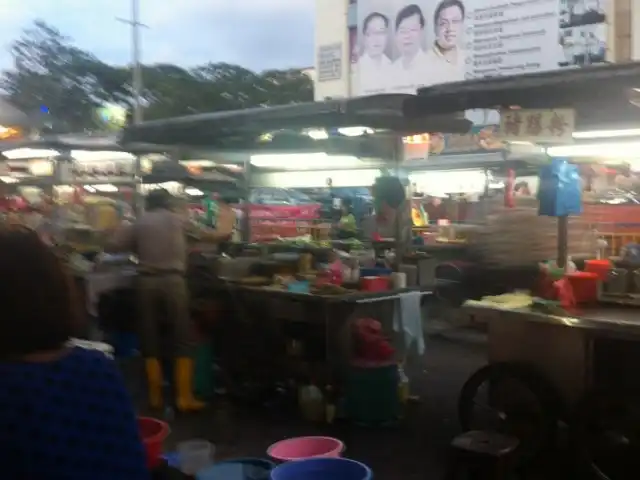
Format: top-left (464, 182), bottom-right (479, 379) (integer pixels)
top-left (175, 357), bottom-right (207, 412)
top-left (144, 358), bottom-right (163, 409)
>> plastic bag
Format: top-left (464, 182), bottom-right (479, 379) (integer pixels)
top-left (538, 158), bottom-right (582, 217)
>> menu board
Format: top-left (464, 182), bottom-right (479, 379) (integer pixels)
top-left (71, 160), bottom-right (135, 182)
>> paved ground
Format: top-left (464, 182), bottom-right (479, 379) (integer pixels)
top-left (136, 333), bottom-right (481, 479)
top-left (137, 331), bottom-right (574, 479)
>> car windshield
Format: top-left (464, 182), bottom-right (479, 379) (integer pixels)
top-left (288, 190), bottom-right (314, 203)
top-left (333, 187), bottom-right (371, 197)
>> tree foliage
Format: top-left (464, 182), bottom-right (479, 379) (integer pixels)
top-left (2, 21), bottom-right (314, 132)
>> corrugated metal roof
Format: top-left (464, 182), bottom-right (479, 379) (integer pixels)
top-left (120, 94), bottom-right (472, 147)
top-left (406, 62), bottom-right (640, 115)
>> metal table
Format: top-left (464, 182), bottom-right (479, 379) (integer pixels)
top-left (465, 304), bottom-right (640, 406)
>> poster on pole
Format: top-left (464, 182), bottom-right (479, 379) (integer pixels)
top-left (354, 0), bottom-right (608, 96)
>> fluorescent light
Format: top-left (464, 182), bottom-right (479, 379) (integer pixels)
top-left (185, 187), bottom-right (204, 196)
top-left (0, 176), bottom-right (18, 183)
top-left (573, 128), bottom-right (640, 139)
top-left (92, 184), bottom-right (118, 192)
top-left (337, 127), bottom-right (374, 137)
top-left (84, 186), bottom-right (96, 193)
top-left (250, 153), bottom-right (362, 170)
top-left (3, 148), bottom-right (59, 159)
top-left (547, 142), bottom-right (640, 158)
top-left (180, 160), bottom-right (215, 167)
top-left (305, 129), bottom-right (329, 140)
top-left (71, 150), bottom-right (135, 162)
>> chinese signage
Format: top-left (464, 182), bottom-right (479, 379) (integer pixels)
top-left (70, 160), bottom-right (136, 183)
top-left (403, 133), bottom-right (430, 162)
top-left (355, 0), bottom-right (608, 95)
top-left (317, 43), bottom-right (343, 82)
top-left (429, 125), bottom-right (504, 155)
top-left (499, 108), bottom-right (575, 143)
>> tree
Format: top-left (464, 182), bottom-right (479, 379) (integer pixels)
top-left (2, 21), bottom-right (128, 132)
top-left (2, 21), bottom-right (315, 131)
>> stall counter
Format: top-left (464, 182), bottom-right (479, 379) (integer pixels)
top-left (463, 303), bottom-right (640, 406)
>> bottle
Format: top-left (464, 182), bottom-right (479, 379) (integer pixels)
top-left (298, 382), bottom-right (325, 423)
top-left (398, 363), bottom-right (409, 405)
top-left (325, 384), bottom-right (336, 424)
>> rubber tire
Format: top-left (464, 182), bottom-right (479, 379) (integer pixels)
top-left (570, 389), bottom-right (639, 480)
top-left (458, 362), bottom-right (564, 462)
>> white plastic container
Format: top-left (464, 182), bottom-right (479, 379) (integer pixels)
top-left (178, 439), bottom-right (214, 475)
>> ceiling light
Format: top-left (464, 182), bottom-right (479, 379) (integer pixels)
top-left (573, 128), bottom-right (640, 139)
top-left (306, 129), bottom-right (329, 140)
top-left (250, 153), bottom-right (363, 170)
top-left (185, 187), bottom-right (204, 196)
top-left (547, 142), bottom-right (640, 158)
top-left (337, 127), bottom-right (374, 137)
top-left (3, 148), bottom-right (59, 159)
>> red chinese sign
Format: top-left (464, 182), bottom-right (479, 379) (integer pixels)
top-left (500, 108), bottom-right (574, 143)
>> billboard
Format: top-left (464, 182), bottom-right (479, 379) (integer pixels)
top-left (355, 0), bottom-right (607, 95)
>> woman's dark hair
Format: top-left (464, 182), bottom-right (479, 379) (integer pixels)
top-left (0, 227), bottom-right (80, 358)
top-left (362, 11), bottom-right (389, 33)
top-left (373, 176), bottom-right (406, 209)
top-left (433, 0), bottom-right (465, 26)
top-left (146, 189), bottom-right (172, 211)
top-left (395, 4), bottom-right (425, 30)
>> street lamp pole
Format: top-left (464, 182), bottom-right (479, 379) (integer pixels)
top-left (117, 0), bottom-right (147, 124)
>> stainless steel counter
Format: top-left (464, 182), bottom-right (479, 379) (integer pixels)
top-left (465, 303), bottom-right (640, 339)
top-left (463, 303), bottom-right (640, 405)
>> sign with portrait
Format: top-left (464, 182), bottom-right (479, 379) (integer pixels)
top-left (317, 43), bottom-right (343, 82)
top-left (355, 0), bottom-right (608, 95)
top-left (499, 108), bottom-right (575, 143)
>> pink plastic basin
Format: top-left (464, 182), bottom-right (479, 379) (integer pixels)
top-left (267, 436), bottom-right (344, 462)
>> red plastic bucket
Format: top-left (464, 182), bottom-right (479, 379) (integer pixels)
top-left (267, 436), bottom-right (344, 462)
top-left (567, 271), bottom-right (599, 304)
top-left (138, 416), bottom-right (170, 468)
top-left (585, 259), bottom-right (612, 281)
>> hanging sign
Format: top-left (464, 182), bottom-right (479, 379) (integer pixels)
top-left (71, 160), bottom-right (136, 183)
top-left (499, 109), bottom-right (575, 143)
top-left (402, 134), bottom-right (430, 163)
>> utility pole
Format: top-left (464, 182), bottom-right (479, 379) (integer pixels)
top-left (117, 0), bottom-right (147, 124)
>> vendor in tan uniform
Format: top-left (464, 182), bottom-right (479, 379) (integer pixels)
top-left (107, 189), bottom-right (230, 412)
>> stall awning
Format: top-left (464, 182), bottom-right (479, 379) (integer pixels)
top-left (404, 63), bottom-right (640, 128)
top-left (0, 134), bottom-right (174, 155)
top-left (0, 98), bottom-right (31, 128)
top-left (119, 94), bottom-right (472, 148)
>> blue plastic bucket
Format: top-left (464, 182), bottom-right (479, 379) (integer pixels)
top-left (197, 458), bottom-right (275, 480)
top-left (270, 457), bottom-right (372, 480)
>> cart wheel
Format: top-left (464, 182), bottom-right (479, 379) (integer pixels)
top-left (571, 390), bottom-right (640, 480)
top-left (458, 362), bottom-right (563, 462)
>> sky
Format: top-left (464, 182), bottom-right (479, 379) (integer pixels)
top-left (0, 0), bottom-right (315, 72)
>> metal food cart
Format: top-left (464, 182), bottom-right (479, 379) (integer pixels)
top-left (405, 62), bottom-right (640, 479)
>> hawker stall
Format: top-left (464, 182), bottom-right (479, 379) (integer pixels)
top-left (407, 62), bottom-right (640, 478)
top-left (118, 95), bottom-right (471, 423)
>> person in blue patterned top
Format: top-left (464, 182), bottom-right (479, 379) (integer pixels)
top-left (0, 226), bottom-right (149, 479)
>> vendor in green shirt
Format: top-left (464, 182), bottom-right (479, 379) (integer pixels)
top-left (336, 199), bottom-right (357, 239)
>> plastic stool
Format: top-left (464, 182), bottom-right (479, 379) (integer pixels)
top-left (444, 430), bottom-right (519, 480)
